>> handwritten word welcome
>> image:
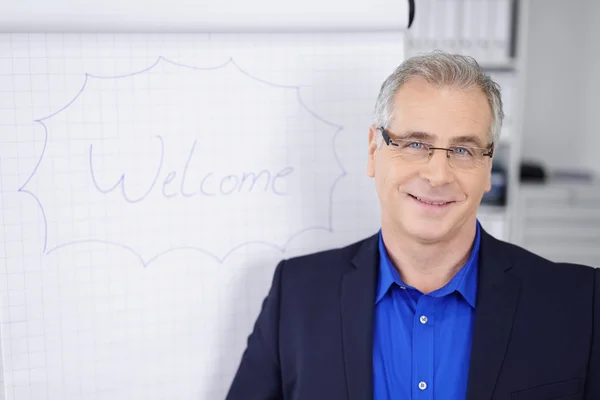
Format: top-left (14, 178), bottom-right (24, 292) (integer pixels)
top-left (89, 136), bottom-right (294, 203)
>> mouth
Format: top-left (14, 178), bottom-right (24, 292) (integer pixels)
top-left (408, 194), bottom-right (455, 208)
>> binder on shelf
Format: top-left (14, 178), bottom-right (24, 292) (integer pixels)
top-left (426, 0), bottom-right (438, 53)
top-left (407, 0), bottom-right (514, 65)
top-left (440, 0), bottom-right (459, 52)
top-left (461, 0), bottom-right (477, 58)
top-left (493, 0), bottom-right (512, 64)
top-left (475, 0), bottom-right (489, 62)
top-left (408, 0), bottom-right (430, 54)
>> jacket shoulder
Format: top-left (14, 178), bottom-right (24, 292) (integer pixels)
top-left (492, 235), bottom-right (596, 279)
top-left (283, 234), bottom-right (375, 270)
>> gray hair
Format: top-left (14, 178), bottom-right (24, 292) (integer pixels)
top-left (373, 50), bottom-right (504, 145)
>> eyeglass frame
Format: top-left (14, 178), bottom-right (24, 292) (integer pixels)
top-left (378, 127), bottom-right (495, 163)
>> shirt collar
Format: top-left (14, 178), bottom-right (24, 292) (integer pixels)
top-left (376, 221), bottom-right (481, 308)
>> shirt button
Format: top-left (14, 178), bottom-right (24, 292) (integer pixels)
top-left (399, 286), bottom-right (406, 290)
top-left (418, 381), bottom-right (427, 390)
top-left (419, 315), bottom-right (428, 324)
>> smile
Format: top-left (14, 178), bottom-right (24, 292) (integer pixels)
top-left (409, 194), bottom-right (454, 207)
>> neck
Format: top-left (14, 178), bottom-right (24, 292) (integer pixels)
top-left (381, 218), bottom-right (478, 294)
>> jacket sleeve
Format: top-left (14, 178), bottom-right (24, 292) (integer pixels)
top-left (585, 268), bottom-right (600, 399)
top-left (226, 260), bottom-right (284, 400)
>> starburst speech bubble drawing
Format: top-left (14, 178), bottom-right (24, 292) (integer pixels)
top-left (20, 57), bottom-right (345, 265)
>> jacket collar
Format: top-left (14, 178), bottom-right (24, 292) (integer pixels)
top-left (340, 227), bottom-right (520, 400)
top-left (340, 233), bottom-right (378, 400)
top-left (466, 229), bottom-right (521, 400)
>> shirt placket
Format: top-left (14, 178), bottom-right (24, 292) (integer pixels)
top-left (412, 294), bottom-right (435, 400)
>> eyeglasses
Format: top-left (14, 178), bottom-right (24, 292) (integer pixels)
top-left (379, 128), bottom-right (494, 170)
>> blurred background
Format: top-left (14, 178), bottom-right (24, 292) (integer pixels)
top-left (408, 0), bottom-right (600, 267)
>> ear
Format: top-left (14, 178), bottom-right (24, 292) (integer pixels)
top-left (367, 125), bottom-right (379, 178)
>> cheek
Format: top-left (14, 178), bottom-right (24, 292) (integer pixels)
top-left (459, 173), bottom-right (490, 199)
top-left (377, 163), bottom-right (415, 193)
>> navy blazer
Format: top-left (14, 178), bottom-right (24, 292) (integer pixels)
top-left (226, 228), bottom-right (600, 400)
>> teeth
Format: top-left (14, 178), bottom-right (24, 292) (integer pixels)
top-left (416, 196), bottom-right (448, 205)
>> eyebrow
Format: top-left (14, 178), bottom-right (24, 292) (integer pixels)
top-left (393, 130), bottom-right (488, 148)
top-left (394, 130), bottom-right (437, 142)
top-left (449, 135), bottom-right (487, 148)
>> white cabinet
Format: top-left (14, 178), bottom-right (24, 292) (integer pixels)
top-left (478, 205), bottom-right (508, 241)
top-left (513, 184), bottom-right (600, 267)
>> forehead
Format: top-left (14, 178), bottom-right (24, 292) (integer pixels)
top-left (391, 78), bottom-right (492, 142)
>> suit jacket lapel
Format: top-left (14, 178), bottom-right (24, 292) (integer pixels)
top-left (466, 229), bottom-right (521, 400)
top-left (341, 234), bottom-right (379, 400)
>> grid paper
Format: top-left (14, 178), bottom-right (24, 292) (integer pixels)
top-left (0, 33), bottom-right (404, 400)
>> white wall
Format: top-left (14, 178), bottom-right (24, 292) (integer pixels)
top-left (521, 0), bottom-right (592, 173)
top-left (581, 0), bottom-right (600, 175)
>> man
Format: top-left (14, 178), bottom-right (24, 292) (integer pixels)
top-left (226, 51), bottom-right (599, 399)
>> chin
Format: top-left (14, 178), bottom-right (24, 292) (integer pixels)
top-left (396, 212), bottom-right (459, 243)
top-left (406, 221), bottom-right (451, 242)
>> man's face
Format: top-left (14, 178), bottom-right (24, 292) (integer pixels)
top-left (367, 78), bottom-right (493, 243)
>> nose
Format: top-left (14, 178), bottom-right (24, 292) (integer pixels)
top-left (419, 149), bottom-right (455, 187)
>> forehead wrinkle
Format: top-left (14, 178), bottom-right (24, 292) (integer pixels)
top-left (395, 130), bottom-right (437, 142)
top-left (393, 130), bottom-right (488, 147)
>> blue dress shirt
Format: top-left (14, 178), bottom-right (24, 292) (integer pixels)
top-left (373, 222), bottom-right (481, 400)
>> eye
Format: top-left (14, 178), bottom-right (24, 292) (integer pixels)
top-left (407, 142), bottom-right (426, 149)
top-left (453, 146), bottom-right (473, 156)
